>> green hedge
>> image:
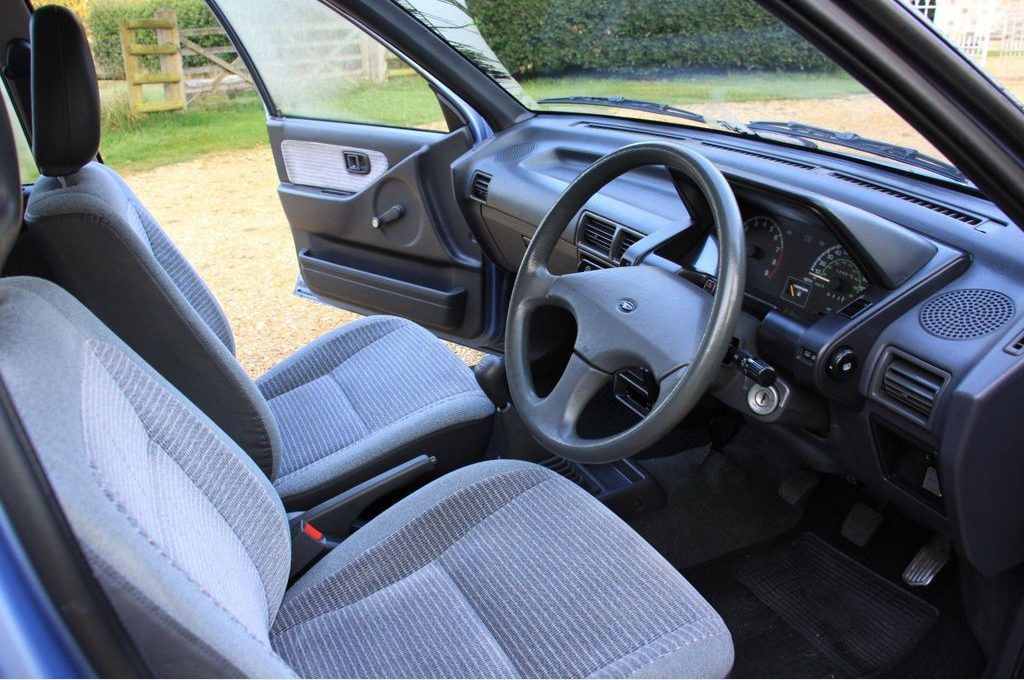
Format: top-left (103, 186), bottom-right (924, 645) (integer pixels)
top-left (87, 0), bottom-right (224, 79)
top-left (467, 0), bottom-right (834, 76)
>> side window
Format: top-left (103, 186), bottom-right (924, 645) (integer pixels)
top-left (215, 0), bottom-right (447, 131)
top-left (1, 84), bottom-right (38, 184)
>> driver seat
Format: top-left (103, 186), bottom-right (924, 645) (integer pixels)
top-left (19, 6), bottom-right (494, 508)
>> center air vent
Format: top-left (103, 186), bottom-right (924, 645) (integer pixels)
top-left (470, 172), bottom-right (492, 202)
top-left (877, 350), bottom-right (948, 423)
top-left (578, 213), bottom-right (616, 258)
top-left (614, 229), bottom-right (642, 262)
top-left (829, 172), bottom-right (983, 226)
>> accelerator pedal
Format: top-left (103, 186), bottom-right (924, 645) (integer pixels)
top-left (903, 535), bottom-right (952, 587)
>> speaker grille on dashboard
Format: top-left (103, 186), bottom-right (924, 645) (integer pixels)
top-left (496, 142), bottom-right (536, 163)
top-left (919, 289), bottom-right (1015, 339)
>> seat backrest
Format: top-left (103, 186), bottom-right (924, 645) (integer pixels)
top-left (0, 276), bottom-right (295, 678)
top-left (22, 6), bottom-right (282, 478)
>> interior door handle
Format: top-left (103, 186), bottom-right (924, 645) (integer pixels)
top-left (343, 151), bottom-right (371, 175)
top-left (371, 204), bottom-right (405, 229)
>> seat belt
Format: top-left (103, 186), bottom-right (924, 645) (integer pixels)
top-left (3, 39), bottom-right (32, 137)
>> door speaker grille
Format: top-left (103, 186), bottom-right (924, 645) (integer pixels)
top-left (919, 289), bottom-right (1015, 339)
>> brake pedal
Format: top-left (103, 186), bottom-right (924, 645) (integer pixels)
top-left (903, 535), bottom-right (952, 587)
top-left (841, 501), bottom-right (884, 547)
top-left (777, 469), bottom-right (819, 506)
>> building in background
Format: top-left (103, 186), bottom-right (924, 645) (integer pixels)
top-left (911, 0), bottom-right (1024, 66)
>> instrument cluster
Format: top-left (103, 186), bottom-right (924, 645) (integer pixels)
top-left (743, 210), bottom-right (868, 321)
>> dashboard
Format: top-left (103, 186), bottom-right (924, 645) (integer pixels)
top-left (454, 113), bottom-right (1024, 576)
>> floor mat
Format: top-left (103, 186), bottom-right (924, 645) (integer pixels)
top-left (731, 533), bottom-right (938, 677)
top-left (629, 426), bottom-right (804, 569)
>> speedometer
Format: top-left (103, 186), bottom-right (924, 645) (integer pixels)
top-left (743, 216), bottom-right (784, 284)
top-left (809, 244), bottom-right (866, 308)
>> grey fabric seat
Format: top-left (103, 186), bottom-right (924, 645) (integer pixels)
top-left (21, 6), bottom-right (493, 507)
top-left (0, 274), bottom-right (734, 678)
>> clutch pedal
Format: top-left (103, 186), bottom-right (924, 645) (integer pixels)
top-left (903, 535), bottom-right (951, 587)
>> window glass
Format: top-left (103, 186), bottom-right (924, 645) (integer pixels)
top-left (215, 0), bottom-right (447, 131)
top-left (909, 0), bottom-right (1024, 99)
top-left (395, 0), bottom-right (974, 184)
top-left (2, 84), bottom-right (38, 184)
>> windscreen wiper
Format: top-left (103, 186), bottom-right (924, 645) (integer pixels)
top-left (538, 95), bottom-right (709, 125)
top-left (746, 120), bottom-right (966, 183)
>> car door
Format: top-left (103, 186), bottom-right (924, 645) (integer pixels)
top-left (208, 0), bottom-right (504, 346)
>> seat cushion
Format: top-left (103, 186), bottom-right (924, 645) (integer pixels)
top-left (272, 460), bottom-right (734, 679)
top-left (258, 316), bottom-right (494, 505)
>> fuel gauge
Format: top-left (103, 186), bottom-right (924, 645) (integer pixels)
top-left (781, 276), bottom-right (812, 307)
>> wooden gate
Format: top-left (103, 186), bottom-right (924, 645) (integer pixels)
top-left (118, 9), bottom-right (186, 113)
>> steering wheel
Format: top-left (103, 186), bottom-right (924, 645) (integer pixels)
top-left (505, 141), bottom-right (746, 463)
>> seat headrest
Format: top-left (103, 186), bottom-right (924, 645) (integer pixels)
top-left (30, 5), bottom-right (100, 177)
top-left (0, 100), bottom-right (23, 267)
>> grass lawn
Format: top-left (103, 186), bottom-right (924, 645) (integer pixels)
top-left (524, 71), bottom-right (866, 106)
top-left (98, 81), bottom-right (268, 173)
top-left (97, 71), bottom-right (863, 174)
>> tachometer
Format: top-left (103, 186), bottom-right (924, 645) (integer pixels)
top-left (743, 216), bottom-right (784, 284)
top-left (809, 244), bottom-right (866, 308)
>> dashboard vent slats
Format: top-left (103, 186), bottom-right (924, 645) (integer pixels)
top-left (829, 172), bottom-right (983, 226)
top-left (701, 141), bottom-right (816, 170)
top-left (578, 213), bottom-right (616, 257)
top-left (614, 230), bottom-right (642, 262)
top-left (879, 352), bottom-right (947, 422)
top-left (470, 172), bottom-right (492, 202)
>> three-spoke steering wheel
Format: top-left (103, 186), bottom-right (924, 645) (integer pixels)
top-left (505, 141), bottom-right (746, 463)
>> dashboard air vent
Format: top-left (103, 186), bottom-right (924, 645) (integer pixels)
top-left (879, 350), bottom-right (947, 422)
top-left (470, 172), bottom-right (492, 202)
top-left (614, 230), bottom-right (642, 262)
top-left (578, 213), bottom-right (616, 258)
top-left (829, 172), bottom-right (983, 226)
top-left (701, 141), bottom-right (816, 170)
top-left (1005, 328), bottom-right (1024, 356)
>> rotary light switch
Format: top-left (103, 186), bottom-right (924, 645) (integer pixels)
top-left (826, 346), bottom-right (858, 381)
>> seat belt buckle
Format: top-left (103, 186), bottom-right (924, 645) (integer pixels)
top-left (290, 521), bottom-right (330, 579)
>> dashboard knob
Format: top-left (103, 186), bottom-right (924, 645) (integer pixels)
top-left (827, 346), bottom-right (858, 381)
top-left (738, 352), bottom-right (777, 387)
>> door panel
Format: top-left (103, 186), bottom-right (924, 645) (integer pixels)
top-left (267, 118), bottom-right (489, 340)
